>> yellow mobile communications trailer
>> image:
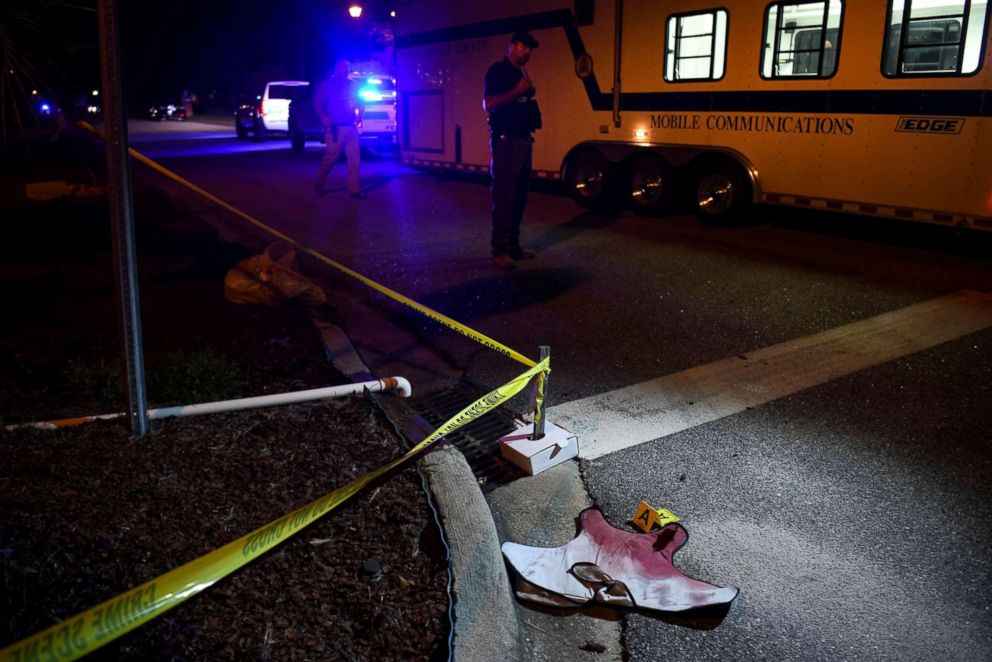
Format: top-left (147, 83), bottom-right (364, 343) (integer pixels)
top-left (396, 0), bottom-right (991, 229)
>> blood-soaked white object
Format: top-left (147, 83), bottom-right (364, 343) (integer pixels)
top-left (501, 508), bottom-right (738, 612)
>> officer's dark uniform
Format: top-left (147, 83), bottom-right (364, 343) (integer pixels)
top-left (484, 38), bottom-right (542, 260)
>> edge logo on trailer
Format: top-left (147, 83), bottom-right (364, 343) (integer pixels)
top-left (896, 116), bottom-right (965, 134)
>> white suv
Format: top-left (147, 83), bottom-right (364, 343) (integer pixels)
top-left (235, 80), bottom-right (308, 141)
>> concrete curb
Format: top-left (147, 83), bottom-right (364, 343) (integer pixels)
top-left (311, 315), bottom-right (522, 661)
top-left (419, 445), bottom-right (523, 662)
top-left (128, 146), bottom-right (532, 659)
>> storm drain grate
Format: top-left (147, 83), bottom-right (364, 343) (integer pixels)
top-left (408, 382), bottom-right (528, 492)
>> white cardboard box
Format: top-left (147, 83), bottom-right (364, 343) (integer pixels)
top-left (499, 421), bottom-right (579, 476)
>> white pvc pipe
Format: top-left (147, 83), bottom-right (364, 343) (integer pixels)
top-left (7, 377), bottom-right (412, 431)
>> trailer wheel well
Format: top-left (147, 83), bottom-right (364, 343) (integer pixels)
top-left (560, 143), bottom-right (759, 217)
top-left (622, 152), bottom-right (679, 216)
top-left (687, 154), bottom-right (753, 223)
top-left (688, 153), bottom-right (757, 198)
top-left (563, 147), bottom-right (617, 210)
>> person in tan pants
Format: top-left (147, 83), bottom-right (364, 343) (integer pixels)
top-left (314, 59), bottom-right (366, 198)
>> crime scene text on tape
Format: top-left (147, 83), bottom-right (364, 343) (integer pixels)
top-left (1, 358), bottom-right (549, 662)
top-left (5, 122), bottom-right (549, 662)
top-left (77, 121), bottom-right (546, 426)
top-left (75, 122), bottom-right (536, 371)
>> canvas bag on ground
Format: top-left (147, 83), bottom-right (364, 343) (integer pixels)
top-left (224, 241), bottom-right (327, 307)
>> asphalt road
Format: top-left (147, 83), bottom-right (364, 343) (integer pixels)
top-left (128, 120), bottom-right (992, 661)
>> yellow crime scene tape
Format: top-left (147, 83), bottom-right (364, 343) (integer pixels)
top-left (1, 123), bottom-right (552, 661)
top-left (76, 122), bottom-right (536, 370)
top-left (0, 357), bottom-right (549, 661)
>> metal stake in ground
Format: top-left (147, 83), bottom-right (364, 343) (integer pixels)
top-left (530, 346), bottom-right (549, 440)
top-left (502, 349), bottom-right (578, 476)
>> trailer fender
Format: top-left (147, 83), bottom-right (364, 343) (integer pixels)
top-left (686, 154), bottom-right (755, 223)
top-left (563, 148), bottom-right (616, 210)
top-left (686, 150), bottom-right (760, 205)
top-left (561, 142), bottom-right (759, 204)
top-left (624, 153), bottom-right (679, 216)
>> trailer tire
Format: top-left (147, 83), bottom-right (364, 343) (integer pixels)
top-left (565, 149), bottom-right (613, 210)
top-left (627, 154), bottom-right (677, 216)
top-left (690, 159), bottom-right (751, 223)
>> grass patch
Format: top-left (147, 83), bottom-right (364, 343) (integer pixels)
top-left (148, 349), bottom-right (243, 405)
top-left (64, 357), bottom-right (122, 404)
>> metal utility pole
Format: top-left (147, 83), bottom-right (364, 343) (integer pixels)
top-left (97, 0), bottom-right (149, 436)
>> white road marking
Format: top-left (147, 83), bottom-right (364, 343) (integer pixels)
top-left (551, 290), bottom-right (992, 460)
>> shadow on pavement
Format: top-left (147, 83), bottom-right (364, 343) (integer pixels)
top-left (327, 267), bottom-right (590, 381)
top-left (416, 267), bottom-right (592, 322)
top-left (528, 210), bottom-right (622, 253)
top-left (646, 600), bottom-right (735, 631)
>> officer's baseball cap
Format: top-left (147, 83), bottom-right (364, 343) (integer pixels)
top-left (510, 31), bottom-right (540, 49)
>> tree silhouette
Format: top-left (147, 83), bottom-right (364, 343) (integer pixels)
top-left (1, 0), bottom-right (98, 157)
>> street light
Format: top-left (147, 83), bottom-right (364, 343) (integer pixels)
top-left (348, 4), bottom-right (362, 18)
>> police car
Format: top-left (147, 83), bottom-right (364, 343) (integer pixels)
top-left (355, 76), bottom-right (398, 153)
top-left (287, 75), bottom-right (397, 154)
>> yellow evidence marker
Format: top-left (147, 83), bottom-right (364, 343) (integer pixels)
top-left (632, 501), bottom-right (681, 533)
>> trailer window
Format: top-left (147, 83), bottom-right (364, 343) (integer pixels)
top-left (883, 0), bottom-right (990, 76)
top-left (761, 1), bottom-right (844, 78)
top-left (665, 10), bottom-right (729, 81)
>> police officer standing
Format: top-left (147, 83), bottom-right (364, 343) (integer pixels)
top-left (484, 32), bottom-right (542, 270)
top-left (314, 59), bottom-right (366, 198)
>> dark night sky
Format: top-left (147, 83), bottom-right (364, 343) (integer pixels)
top-left (117, 0), bottom-right (395, 111)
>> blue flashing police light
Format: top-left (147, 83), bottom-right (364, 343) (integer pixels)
top-left (359, 87), bottom-right (383, 102)
top-left (357, 77), bottom-right (395, 103)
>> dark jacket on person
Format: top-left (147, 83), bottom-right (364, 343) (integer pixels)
top-left (484, 57), bottom-right (542, 139)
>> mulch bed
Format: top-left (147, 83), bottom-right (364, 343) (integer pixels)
top-left (0, 147), bottom-right (450, 659)
top-left (1, 402), bottom-right (448, 660)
